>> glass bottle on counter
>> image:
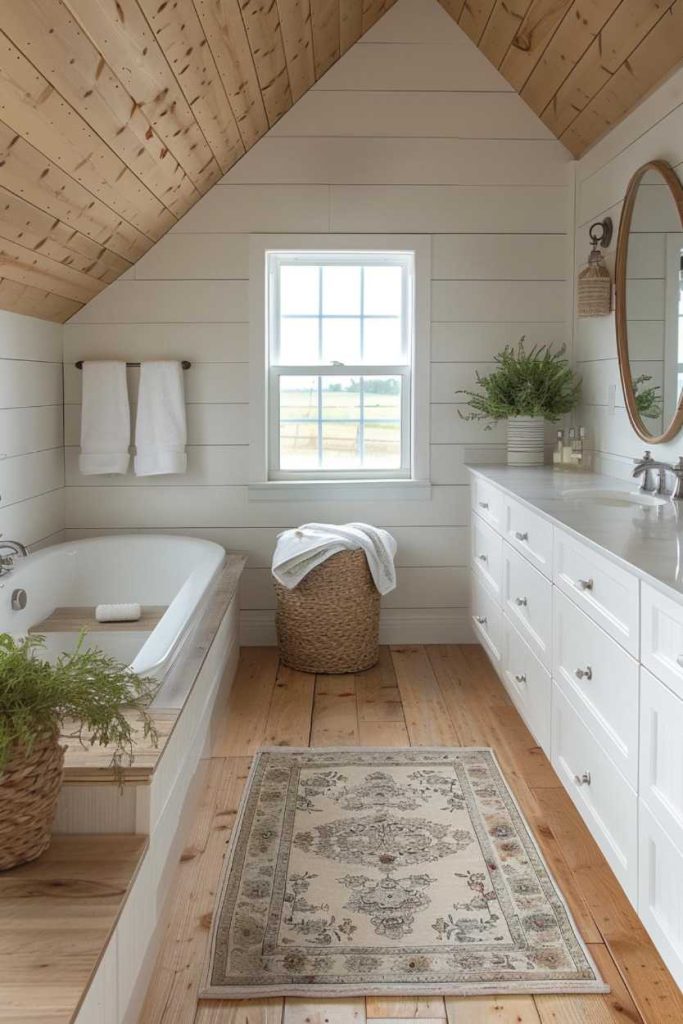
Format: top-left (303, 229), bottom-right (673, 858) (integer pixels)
top-left (553, 429), bottom-right (564, 467)
top-left (562, 427), bottom-right (576, 467)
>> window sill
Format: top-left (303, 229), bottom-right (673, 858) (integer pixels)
top-left (248, 480), bottom-right (432, 502)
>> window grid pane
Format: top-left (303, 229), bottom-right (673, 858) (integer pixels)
top-left (277, 264), bottom-right (404, 367)
top-left (278, 374), bottom-right (402, 472)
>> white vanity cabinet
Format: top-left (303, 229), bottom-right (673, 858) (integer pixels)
top-left (468, 468), bottom-right (683, 989)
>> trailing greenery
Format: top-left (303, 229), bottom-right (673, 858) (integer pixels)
top-left (0, 632), bottom-right (159, 773)
top-left (632, 374), bottom-right (663, 421)
top-left (457, 339), bottom-right (581, 425)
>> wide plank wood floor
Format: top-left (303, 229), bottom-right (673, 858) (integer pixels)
top-left (140, 644), bottom-right (683, 1024)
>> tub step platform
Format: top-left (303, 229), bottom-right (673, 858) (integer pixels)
top-left (0, 834), bottom-right (146, 1024)
top-left (29, 605), bottom-right (167, 633)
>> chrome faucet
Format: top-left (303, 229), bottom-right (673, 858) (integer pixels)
top-left (0, 538), bottom-right (29, 577)
top-left (633, 452), bottom-right (683, 499)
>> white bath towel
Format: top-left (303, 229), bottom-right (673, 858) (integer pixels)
top-left (272, 523), bottom-right (397, 595)
top-left (134, 361), bottom-right (187, 476)
top-left (79, 361), bottom-right (131, 475)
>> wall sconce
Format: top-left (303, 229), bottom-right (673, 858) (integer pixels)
top-left (577, 217), bottom-right (613, 318)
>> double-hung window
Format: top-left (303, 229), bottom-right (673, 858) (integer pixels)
top-left (266, 251), bottom-right (414, 480)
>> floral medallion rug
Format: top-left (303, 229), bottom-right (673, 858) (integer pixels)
top-left (201, 747), bottom-right (608, 998)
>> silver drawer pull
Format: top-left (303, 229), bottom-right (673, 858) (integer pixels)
top-left (575, 666), bottom-right (593, 681)
top-left (474, 615), bottom-right (487, 625)
top-left (574, 771), bottom-right (591, 786)
top-left (514, 673), bottom-right (527, 684)
top-left (479, 501), bottom-right (489, 509)
top-left (577, 577), bottom-right (594, 591)
top-left (478, 553), bottom-right (488, 562)
top-left (514, 596), bottom-right (528, 607)
top-left (515, 530), bottom-right (529, 541)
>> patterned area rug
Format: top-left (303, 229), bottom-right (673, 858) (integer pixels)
top-left (201, 748), bottom-right (608, 997)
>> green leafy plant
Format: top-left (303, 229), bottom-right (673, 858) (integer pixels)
top-left (632, 374), bottom-right (662, 421)
top-left (457, 339), bottom-right (581, 425)
top-left (0, 632), bottom-right (159, 773)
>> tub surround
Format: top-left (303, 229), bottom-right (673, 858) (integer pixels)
top-left (8, 552), bottom-right (247, 1024)
top-left (469, 464), bottom-right (683, 990)
top-left (469, 465), bottom-right (683, 604)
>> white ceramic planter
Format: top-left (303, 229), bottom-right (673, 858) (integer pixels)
top-left (507, 416), bottom-right (545, 465)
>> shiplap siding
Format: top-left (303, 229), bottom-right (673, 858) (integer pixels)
top-left (0, 310), bottom-right (64, 547)
top-left (63, 0), bottom-right (572, 644)
top-left (574, 64), bottom-right (683, 479)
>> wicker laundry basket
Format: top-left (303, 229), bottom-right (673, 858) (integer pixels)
top-left (0, 728), bottom-right (65, 871)
top-left (274, 548), bottom-right (380, 674)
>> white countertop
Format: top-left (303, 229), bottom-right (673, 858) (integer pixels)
top-left (468, 465), bottom-right (683, 604)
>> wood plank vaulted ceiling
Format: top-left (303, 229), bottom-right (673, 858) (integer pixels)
top-left (0, 0), bottom-right (681, 324)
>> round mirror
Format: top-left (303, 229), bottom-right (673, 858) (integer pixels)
top-left (616, 159), bottom-right (683, 443)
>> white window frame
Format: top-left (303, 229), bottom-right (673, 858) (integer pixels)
top-left (249, 235), bottom-right (431, 501)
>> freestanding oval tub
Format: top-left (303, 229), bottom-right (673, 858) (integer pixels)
top-left (0, 535), bottom-right (226, 699)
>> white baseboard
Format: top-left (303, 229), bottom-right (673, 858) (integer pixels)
top-left (239, 608), bottom-right (474, 647)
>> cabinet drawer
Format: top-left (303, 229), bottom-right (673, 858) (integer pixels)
top-left (552, 685), bottom-right (637, 903)
top-left (642, 582), bottom-right (683, 700)
top-left (471, 572), bottom-right (502, 668)
top-left (638, 801), bottom-right (683, 990)
top-left (503, 494), bottom-right (553, 577)
top-left (640, 667), bottom-right (683, 852)
top-left (553, 590), bottom-right (639, 787)
top-left (471, 475), bottom-right (504, 532)
top-left (502, 542), bottom-right (552, 668)
top-left (471, 512), bottom-right (503, 597)
top-left (553, 529), bottom-right (639, 656)
top-left (502, 615), bottom-right (551, 752)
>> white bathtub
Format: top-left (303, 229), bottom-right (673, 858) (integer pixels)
top-left (1, 535), bottom-right (226, 702)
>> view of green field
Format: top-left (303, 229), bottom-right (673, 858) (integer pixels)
top-left (279, 377), bottom-right (401, 469)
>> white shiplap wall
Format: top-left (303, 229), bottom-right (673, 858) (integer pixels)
top-left (0, 310), bottom-right (64, 548)
top-left (63, 0), bottom-right (572, 644)
top-left (574, 64), bottom-right (683, 477)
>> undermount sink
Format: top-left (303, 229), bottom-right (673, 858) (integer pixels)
top-left (560, 488), bottom-right (667, 508)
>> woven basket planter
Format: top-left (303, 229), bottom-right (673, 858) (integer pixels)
top-left (0, 727), bottom-right (65, 871)
top-left (274, 549), bottom-right (380, 674)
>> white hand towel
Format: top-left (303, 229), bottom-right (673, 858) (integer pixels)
top-left (79, 361), bottom-right (130, 475)
top-left (134, 361), bottom-right (187, 476)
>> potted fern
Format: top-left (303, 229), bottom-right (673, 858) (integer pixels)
top-left (0, 632), bottom-right (158, 870)
top-left (458, 339), bottom-right (581, 465)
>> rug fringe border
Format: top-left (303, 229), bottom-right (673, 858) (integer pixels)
top-left (199, 980), bottom-right (611, 999)
top-left (200, 745), bottom-right (610, 997)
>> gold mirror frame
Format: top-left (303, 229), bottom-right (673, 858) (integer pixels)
top-left (615, 159), bottom-right (683, 444)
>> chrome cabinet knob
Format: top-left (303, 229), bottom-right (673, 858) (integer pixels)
top-left (514, 596), bottom-right (528, 606)
top-left (478, 553), bottom-right (488, 562)
top-left (514, 673), bottom-right (527, 683)
top-left (515, 530), bottom-right (529, 541)
top-left (475, 615), bottom-right (487, 625)
top-left (575, 666), bottom-right (593, 680)
top-left (577, 578), bottom-right (594, 591)
top-left (479, 501), bottom-right (489, 509)
top-left (574, 771), bottom-right (591, 786)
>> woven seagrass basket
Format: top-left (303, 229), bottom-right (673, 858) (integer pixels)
top-left (274, 548), bottom-right (380, 674)
top-left (0, 727), bottom-right (65, 871)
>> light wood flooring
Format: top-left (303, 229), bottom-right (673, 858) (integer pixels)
top-left (140, 644), bottom-right (683, 1024)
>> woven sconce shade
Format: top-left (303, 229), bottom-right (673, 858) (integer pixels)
top-left (577, 248), bottom-right (611, 317)
top-left (578, 222), bottom-right (612, 317)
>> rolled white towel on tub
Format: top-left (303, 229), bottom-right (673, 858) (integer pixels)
top-left (95, 603), bottom-right (141, 623)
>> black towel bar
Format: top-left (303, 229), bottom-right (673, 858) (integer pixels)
top-left (75, 360), bottom-right (191, 369)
